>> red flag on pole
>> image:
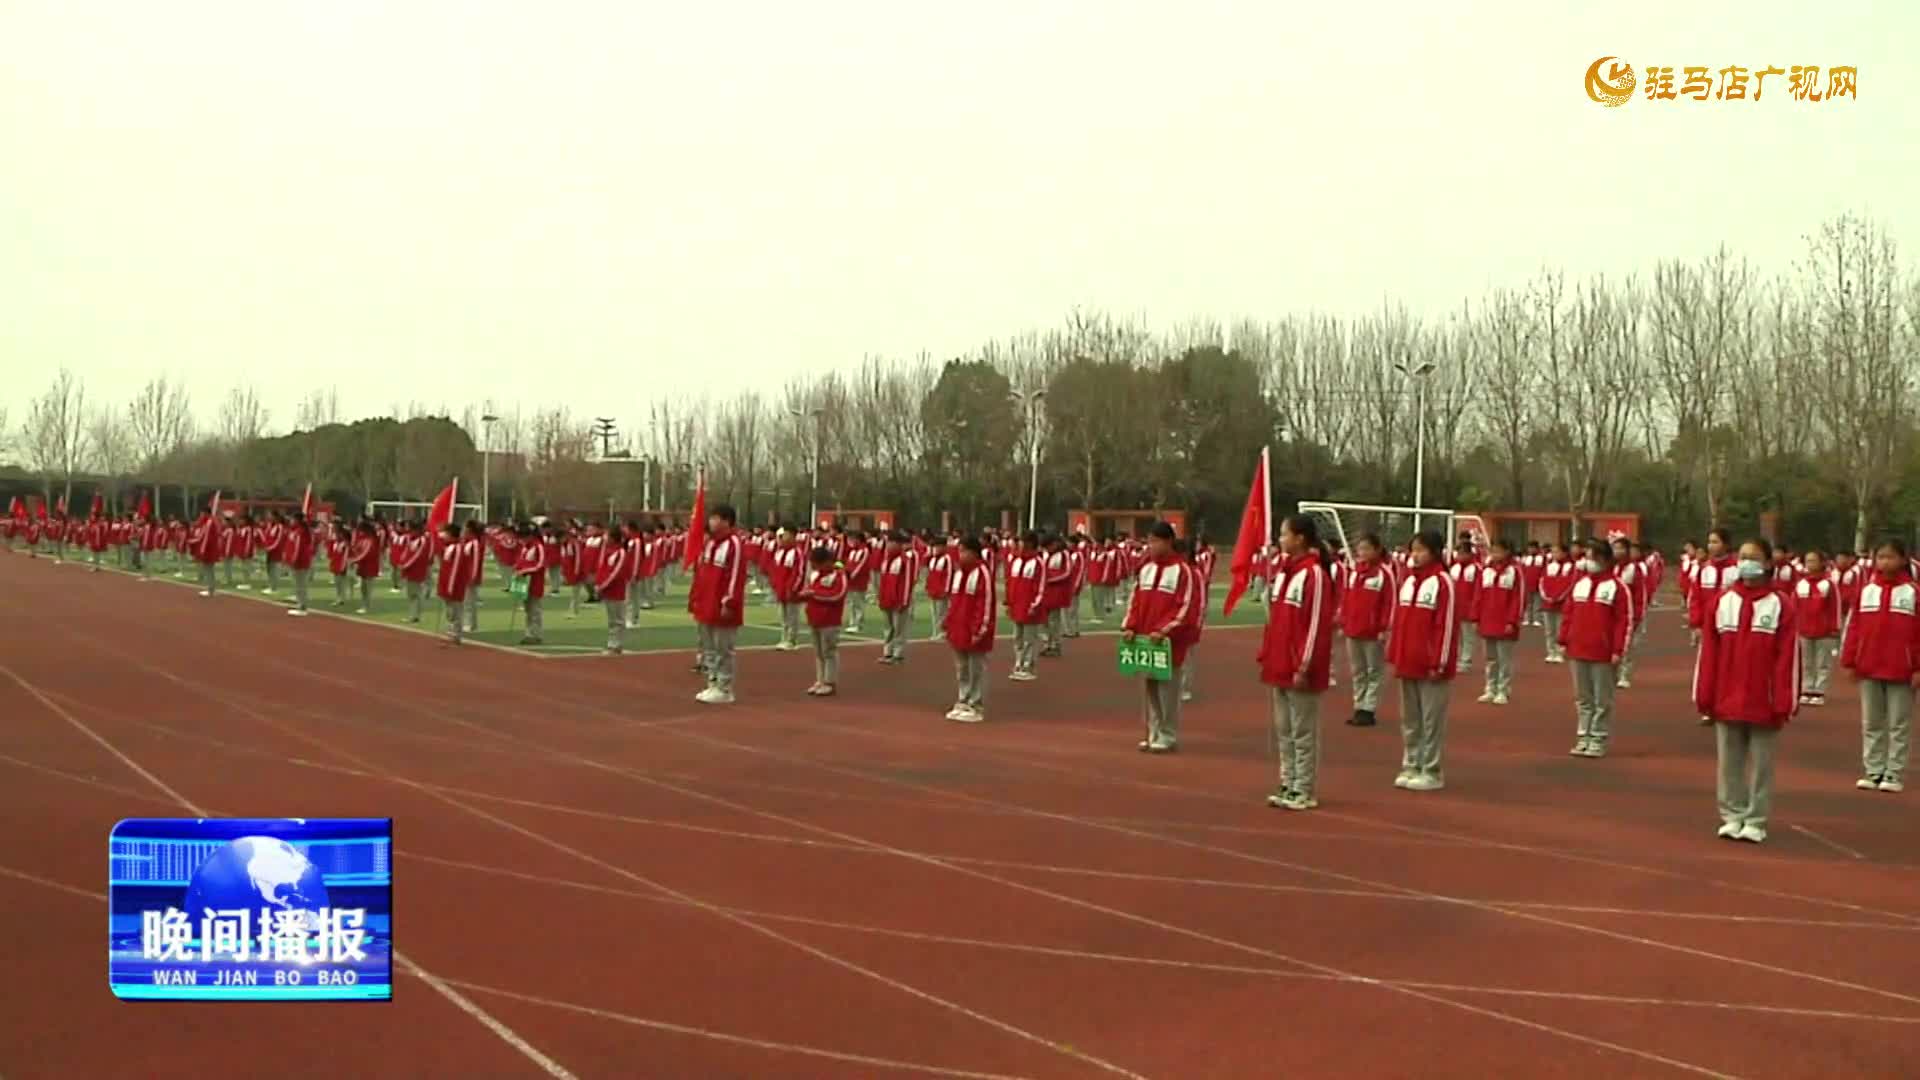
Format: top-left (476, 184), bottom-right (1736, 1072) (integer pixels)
top-left (425, 478), bottom-right (458, 534)
top-left (7, 496), bottom-right (21, 522)
top-left (208, 491), bottom-right (222, 519)
top-left (1222, 446), bottom-right (1271, 618)
top-left (35, 497), bottom-right (48, 522)
top-left (136, 492), bottom-right (152, 519)
top-left (300, 482), bottom-right (313, 519)
top-left (682, 468), bottom-right (707, 570)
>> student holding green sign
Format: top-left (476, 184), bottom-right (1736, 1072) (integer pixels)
top-left (1257, 515), bottom-right (1337, 810)
top-left (1121, 522), bottom-right (1202, 753)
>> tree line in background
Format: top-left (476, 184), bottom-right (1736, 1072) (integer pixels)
top-left (5, 213), bottom-right (1918, 552)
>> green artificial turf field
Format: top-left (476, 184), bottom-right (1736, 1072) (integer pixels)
top-left (70, 553), bottom-right (1269, 656)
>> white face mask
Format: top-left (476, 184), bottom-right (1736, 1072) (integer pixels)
top-left (1737, 559), bottom-right (1768, 581)
top-left (1583, 559), bottom-right (1606, 575)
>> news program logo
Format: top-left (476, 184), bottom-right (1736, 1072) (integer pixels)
top-left (1585, 57), bottom-right (1636, 107)
top-left (108, 818), bottom-right (393, 1001)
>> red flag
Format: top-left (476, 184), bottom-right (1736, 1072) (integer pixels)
top-left (35, 497), bottom-right (48, 522)
top-left (208, 490), bottom-right (222, 518)
top-left (300, 482), bottom-right (313, 519)
top-left (682, 468), bottom-right (707, 570)
top-left (90, 492), bottom-right (104, 518)
top-left (1222, 446), bottom-right (1271, 618)
top-left (425, 478), bottom-right (458, 534)
top-left (7, 497), bottom-right (21, 522)
top-left (136, 492), bottom-right (152, 519)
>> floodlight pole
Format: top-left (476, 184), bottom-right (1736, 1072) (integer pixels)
top-left (1014, 388), bottom-right (1047, 530)
top-left (1394, 358), bottom-right (1436, 535)
top-left (480, 413), bottom-right (499, 523)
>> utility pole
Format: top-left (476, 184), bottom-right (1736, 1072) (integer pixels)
top-left (592, 417), bottom-right (619, 460)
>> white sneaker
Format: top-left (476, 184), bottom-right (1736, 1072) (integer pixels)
top-left (1736, 823), bottom-right (1767, 843)
top-left (1857, 776), bottom-right (1882, 790)
top-left (1393, 770), bottom-right (1414, 788)
top-left (1716, 821), bottom-right (1743, 839)
top-left (950, 708), bottom-right (984, 724)
top-left (1476, 691), bottom-right (1494, 703)
top-left (1009, 670), bottom-right (1037, 682)
top-left (1615, 678), bottom-right (1632, 689)
top-left (695, 688), bottom-right (719, 704)
top-left (1283, 793), bottom-right (1318, 810)
top-left (1491, 693), bottom-right (1509, 706)
top-left (1404, 774), bottom-right (1444, 792)
top-left (286, 609), bottom-right (307, 617)
top-left (943, 705), bottom-right (967, 720)
top-left (262, 588), bottom-right (274, 595)
top-left (1145, 740), bottom-right (1177, 754)
top-left (697, 688), bottom-right (734, 705)
top-left (1138, 739), bottom-right (1153, 752)
top-left (1570, 740), bottom-right (1590, 757)
top-left (1879, 777), bottom-right (1905, 793)
top-left (354, 608), bottom-right (369, 615)
top-left (198, 590), bottom-right (212, 597)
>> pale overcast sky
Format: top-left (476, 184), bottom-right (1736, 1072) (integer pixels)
top-left (2, 2), bottom-right (1911, 436)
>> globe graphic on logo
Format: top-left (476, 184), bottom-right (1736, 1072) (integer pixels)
top-left (182, 836), bottom-right (330, 931)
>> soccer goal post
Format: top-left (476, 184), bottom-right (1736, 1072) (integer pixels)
top-left (1295, 501), bottom-right (1490, 555)
top-left (364, 500), bottom-right (484, 522)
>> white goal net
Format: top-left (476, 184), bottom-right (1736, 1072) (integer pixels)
top-left (1295, 501), bottom-right (1490, 559)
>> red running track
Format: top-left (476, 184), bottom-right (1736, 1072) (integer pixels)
top-left (2, 552), bottom-right (1918, 1078)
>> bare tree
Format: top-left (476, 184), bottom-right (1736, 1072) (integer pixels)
top-left (21, 369), bottom-right (87, 506)
top-left (85, 406), bottom-right (136, 511)
top-left (1470, 289), bottom-right (1540, 506)
top-left (1803, 214), bottom-right (1910, 551)
top-left (1649, 249), bottom-right (1751, 526)
top-left (216, 384), bottom-right (269, 493)
top-left (1543, 277), bottom-right (1643, 519)
top-left (127, 377), bottom-right (196, 510)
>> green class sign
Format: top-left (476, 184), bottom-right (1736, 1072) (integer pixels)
top-left (1117, 637), bottom-right (1173, 681)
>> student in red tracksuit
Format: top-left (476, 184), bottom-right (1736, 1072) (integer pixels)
top-left (190, 511), bottom-right (223, 596)
top-left (349, 521), bottom-right (382, 613)
top-left (1611, 536), bottom-right (1648, 690)
top-left (1040, 534), bottom-right (1073, 657)
top-left (1122, 522), bottom-right (1200, 754)
top-left (593, 525), bottom-right (634, 655)
top-left (923, 537), bottom-right (955, 641)
top-left (1474, 538), bottom-right (1526, 706)
top-left (842, 530), bottom-right (874, 631)
top-left (1688, 528), bottom-right (1739, 646)
top-left (1792, 549), bottom-right (1844, 707)
top-left (1695, 538), bottom-right (1799, 844)
top-left (281, 512), bottom-right (317, 615)
top-left (800, 545), bottom-right (848, 697)
top-left (1258, 515), bottom-right (1336, 810)
top-left (512, 523), bottom-right (550, 644)
top-left (1004, 533), bottom-right (1047, 681)
top-left (399, 520), bottom-right (433, 623)
top-left (1559, 540), bottom-right (1634, 758)
top-left (1339, 533), bottom-right (1396, 728)
top-left (434, 523), bottom-right (470, 645)
top-left (1447, 541), bottom-right (1481, 672)
top-left (876, 531), bottom-right (917, 665)
top-left (1063, 534), bottom-right (1089, 638)
top-left (943, 535), bottom-right (997, 723)
top-left (1386, 530), bottom-right (1459, 791)
top-left (1539, 541), bottom-right (1578, 664)
top-left (1839, 540), bottom-right (1920, 793)
top-left (1520, 542), bottom-right (1546, 627)
top-left (768, 529), bottom-right (808, 651)
top-left (690, 504), bottom-right (748, 704)
top-left (325, 522), bottom-right (352, 606)
top-left (459, 520), bottom-right (486, 633)
top-left (1833, 550), bottom-right (1864, 635)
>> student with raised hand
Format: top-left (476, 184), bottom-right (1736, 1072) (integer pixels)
top-left (1386, 530), bottom-right (1459, 791)
top-left (1338, 533), bottom-right (1395, 727)
top-left (1694, 537), bottom-right (1800, 843)
top-left (1559, 539), bottom-right (1633, 758)
top-left (1839, 539), bottom-right (1920, 793)
top-left (1258, 515), bottom-right (1336, 810)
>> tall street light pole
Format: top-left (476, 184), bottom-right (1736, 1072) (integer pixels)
top-left (1012, 388), bottom-right (1047, 530)
top-left (788, 406), bottom-right (824, 525)
top-left (1392, 358), bottom-right (1437, 534)
top-left (480, 413), bottom-right (499, 523)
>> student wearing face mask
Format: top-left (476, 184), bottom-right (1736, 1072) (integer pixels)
top-left (1838, 540), bottom-right (1920, 793)
top-left (1688, 529), bottom-right (1739, 646)
top-left (1694, 538), bottom-right (1800, 844)
top-left (1610, 537), bottom-right (1647, 689)
top-left (1386, 531), bottom-right (1460, 791)
top-left (1539, 541), bottom-right (1578, 664)
top-left (1559, 540), bottom-right (1634, 758)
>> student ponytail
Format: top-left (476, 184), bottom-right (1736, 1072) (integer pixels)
top-left (1280, 514), bottom-right (1333, 572)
